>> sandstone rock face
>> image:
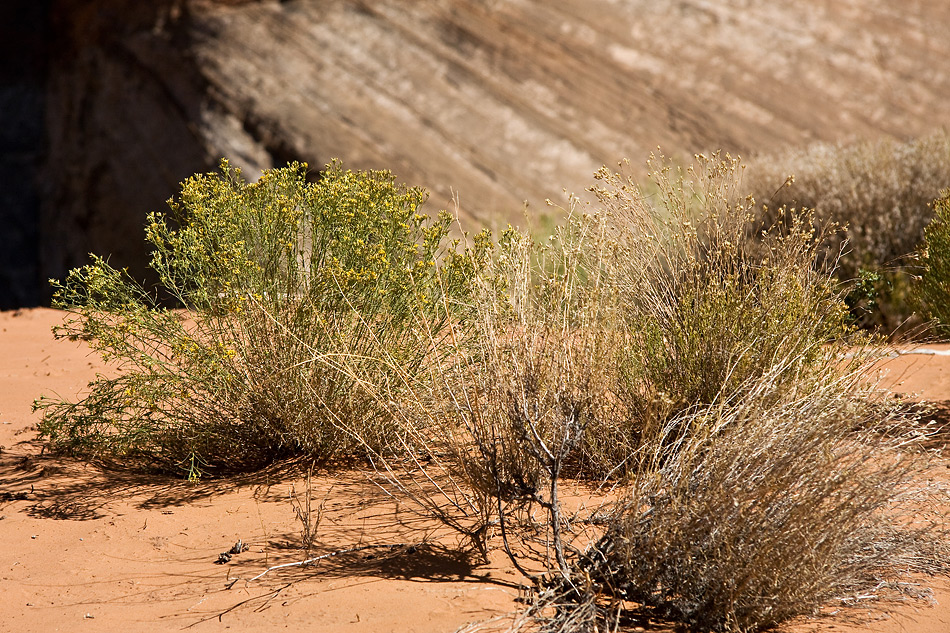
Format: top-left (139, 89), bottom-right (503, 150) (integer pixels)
top-left (39, 0), bottom-right (211, 303)
top-left (4, 0), bottom-right (950, 307)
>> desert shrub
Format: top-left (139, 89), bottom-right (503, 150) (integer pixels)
top-left (34, 160), bottom-right (488, 478)
top-left (572, 360), bottom-right (948, 633)
top-left (744, 129), bottom-right (950, 332)
top-left (373, 152), bottom-right (855, 483)
top-left (357, 153), bottom-right (844, 551)
top-left (350, 208), bottom-right (633, 563)
top-left (574, 159), bottom-right (950, 630)
top-left (417, 153), bottom-right (852, 482)
top-left (356, 154), bottom-right (948, 633)
top-left (920, 190), bottom-right (950, 329)
top-left (595, 154), bottom-right (852, 454)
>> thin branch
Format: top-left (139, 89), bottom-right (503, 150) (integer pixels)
top-left (244, 543), bottom-right (412, 583)
top-left (184, 582), bottom-right (292, 629)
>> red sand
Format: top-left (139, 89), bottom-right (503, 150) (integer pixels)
top-left (1, 308), bottom-right (947, 632)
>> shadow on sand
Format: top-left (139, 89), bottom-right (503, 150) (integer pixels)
top-left (0, 437), bottom-right (316, 520)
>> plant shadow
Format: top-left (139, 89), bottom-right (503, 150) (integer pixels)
top-left (256, 541), bottom-right (494, 584)
top-left (0, 438), bottom-right (317, 520)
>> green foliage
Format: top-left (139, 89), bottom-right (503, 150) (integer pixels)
top-left (34, 160), bottom-right (489, 478)
top-left (919, 190), bottom-right (950, 329)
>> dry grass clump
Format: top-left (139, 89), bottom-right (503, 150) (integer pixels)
top-left (594, 155), bottom-right (850, 451)
top-left (745, 129), bottom-right (950, 331)
top-left (578, 360), bottom-right (948, 633)
top-left (349, 209), bottom-right (632, 565)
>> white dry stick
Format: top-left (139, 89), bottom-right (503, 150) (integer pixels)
top-left (244, 543), bottom-right (411, 584)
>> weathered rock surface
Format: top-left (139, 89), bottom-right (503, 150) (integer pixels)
top-left (4, 0), bottom-right (950, 307)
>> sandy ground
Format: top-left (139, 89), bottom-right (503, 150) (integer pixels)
top-left (1, 307), bottom-right (948, 632)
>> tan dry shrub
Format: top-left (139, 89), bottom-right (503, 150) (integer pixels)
top-left (335, 155), bottom-right (949, 633)
top-left (580, 357), bottom-right (949, 633)
top-left (745, 129), bottom-right (950, 331)
top-left (595, 153), bottom-right (851, 454)
top-left (356, 152), bottom-right (855, 558)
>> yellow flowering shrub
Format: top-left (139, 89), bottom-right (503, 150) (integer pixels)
top-left (35, 160), bottom-right (490, 478)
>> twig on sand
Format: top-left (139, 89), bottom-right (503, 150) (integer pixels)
top-left (183, 582), bottom-right (292, 629)
top-left (244, 543), bottom-right (413, 584)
